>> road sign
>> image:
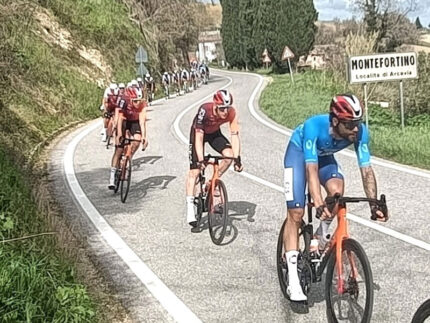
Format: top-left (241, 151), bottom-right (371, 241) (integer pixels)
top-left (263, 55), bottom-right (271, 63)
top-left (135, 46), bottom-right (148, 63)
top-left (136, 63), bottom-right (148, 78)
top-left (348, 52), bottom-right (418, 84)
top-left (281, 46), bottom-right (295, 61)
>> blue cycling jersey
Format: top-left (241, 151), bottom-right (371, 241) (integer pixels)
top-left (289, 114), bottom-right (371, 167)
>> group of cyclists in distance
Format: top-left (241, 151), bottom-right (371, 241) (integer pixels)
top-left (99, 60), bottom-right (390, 303)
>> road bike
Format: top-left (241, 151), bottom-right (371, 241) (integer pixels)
top-left (113, 136), bottom-right (144, 203)
top-left (412, 299), bottom-right (430, 323)
top-left (277, 193), bottom-right (388, 322)
top-left (193, 154), bottom-right (238, 245)
top-left (163, 82), bottom-right (169, 100)
top-left (182, 79), bottom-right (189, 93)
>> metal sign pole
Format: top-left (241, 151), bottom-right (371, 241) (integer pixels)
top-left (400, 80), bottom-right (405, 131)
top-left (287, 58), bottom-right (294, 84)
top-left (364, 83), bottom-right (368, 128)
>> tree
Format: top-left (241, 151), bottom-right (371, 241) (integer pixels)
top-left (415, 17), bottom-right (423, 29)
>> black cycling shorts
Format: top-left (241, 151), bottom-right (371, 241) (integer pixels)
top-left (188, 128), bottom-right (231, 169)
top-left (117, 120), bottom-right (141, 147)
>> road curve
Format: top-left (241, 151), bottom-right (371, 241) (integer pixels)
top-left (51, 70), bottom-right (430, 322)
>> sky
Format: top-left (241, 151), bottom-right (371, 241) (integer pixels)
top-left (200, 0), bottom-right (430, 27)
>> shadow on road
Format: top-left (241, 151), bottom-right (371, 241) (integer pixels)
top-left (191, 200), bottom-right (257, 246)
top-left (126, 175), bottom-right (176, 201)
top-left (132, 155), bottom-right (163, 169)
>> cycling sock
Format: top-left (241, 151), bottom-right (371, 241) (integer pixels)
top-left (110, 167), bottom-right (116, 173)
top-left (285, 250), bottom-right (300, 286)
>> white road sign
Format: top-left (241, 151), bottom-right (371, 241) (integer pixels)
top-left (348, 52), bottom-right (418, 84)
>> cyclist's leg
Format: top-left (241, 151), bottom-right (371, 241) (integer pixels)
top-left (283, 142), bottom-right (307, 301)
top-left (186, 128), bottom-right (203, 226)
top-left (127, 120), bottom-right (142, 157)
top-left (207, 130), bottom-right (232, 175)
top-left (315, 155), bottom-right (345, 244)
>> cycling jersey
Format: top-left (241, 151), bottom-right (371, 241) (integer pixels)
top-left (103, 88), bottom-right (119, 112)
top-left (117, 94), bottom-right (146, 121)
top-left (181, 71), bottom-right (189, 80)
top-left (162, 74), bottom-right (170, 84)
top-left (192, 102), bottom-right (239, 135)
top-left (289, 114), bottom-right (370, 167)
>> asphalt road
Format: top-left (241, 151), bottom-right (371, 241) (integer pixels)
top-left (51, 70), bottom-right (430, 322)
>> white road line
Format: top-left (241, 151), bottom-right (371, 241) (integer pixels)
top-left (64, 120), bottom-right (201, 323)
top-left (216, 69), bottom-right (430, 180)
top-left (174, 71), bottom-right (430, 252)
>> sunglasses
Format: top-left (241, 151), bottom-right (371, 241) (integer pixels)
top-left (341, 119), bottom-right (362, 130)
top-left (217, 106), bottom-right (229, 112)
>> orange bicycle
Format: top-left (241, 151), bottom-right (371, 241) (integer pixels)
top-left (193, 154), bottom-right (238, 245)
top-left (113, 136), bottom-right (144, 203)
top-left (277, 193), bottom-right (388, 322)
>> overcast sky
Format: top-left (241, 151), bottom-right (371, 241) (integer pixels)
top-left (201, 0), bottom-right (430, 27)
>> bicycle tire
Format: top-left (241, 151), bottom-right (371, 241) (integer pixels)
top-left (207, 179), bottom-right (228, 245)
top-left (120, 157), bottom-right (132, 203)
top-left (412, 299), bottom-right (430, 323)
top-left (325, 238), bottom-right (374, 323)
top-left (276, 218), bottom-right (289, 298)
top-left (106, 135), bottom-right (111, 149)
top-left (114, 168), bottom-right (120, 193)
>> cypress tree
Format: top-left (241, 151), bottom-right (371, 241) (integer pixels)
top-left (415, 17), bottom-right (423, 29)
top-left (238, 0), bottom-right (258, 70)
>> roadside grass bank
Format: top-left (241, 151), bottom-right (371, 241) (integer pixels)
top-left (260, 71), bottom-right (430, 170)
top-left (0, 0), bottom-right (149, 320)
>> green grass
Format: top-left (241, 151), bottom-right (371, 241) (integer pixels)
top-left (260, 71), bottom-right (430, 170)
top-left (0, 149), bottom-right (95, 322)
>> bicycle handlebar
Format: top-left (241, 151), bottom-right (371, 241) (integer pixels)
top-left (203, 154), bottom-right (239, 164)
top-left (314, 193), bottom-right (388, 220)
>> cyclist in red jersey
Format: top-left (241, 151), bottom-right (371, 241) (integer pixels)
top-left (185, 89), bottom-right (243, 227)
top-left (108, 87), bottom-right (148, 189)
top-left (101, 83), bottom-right (119, 142)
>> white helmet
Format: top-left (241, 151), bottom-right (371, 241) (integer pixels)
top-left (163, 71), bottom-right (168, 75)
top-left (137, 77), bottom-right (143, 82)
top-left (127, 82), bottom-right (132, 88)
top-left (118, 83), bottom-right (125, 89)
top-left (109, 83), bottom-right (118, 90)
top-left (131, 79), bottom-right (138, 87)
top-left (145, 73), bottom-right (150, 78)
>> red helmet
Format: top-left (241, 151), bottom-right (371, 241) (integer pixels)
top-left (330, 94), bottom-right (363, 121)
top-left (213, 89), bottom-right (233, 107)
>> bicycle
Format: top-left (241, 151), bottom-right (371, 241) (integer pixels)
top-left (277, 193), bottom-right (388, 322)
top-left (163, 82), bottom-right (169, 100)
top-left (193, 154), bottom-right (238, 245)
top-left (113, 136), bottom-right (144, 203)
top-left (412, 299), bottom-right (430, 323)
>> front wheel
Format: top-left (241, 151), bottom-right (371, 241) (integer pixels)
top-left (207, 179), bottom-right (228, 245)
top-left (412, 299), bottom-right (430, 323)
top-left (120, 156), bottom-right (132, 203)
top-left (325, 238), bottom-right (374, 323)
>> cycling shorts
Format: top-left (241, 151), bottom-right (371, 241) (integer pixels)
top-left (283, 142), bottom-right (344, 209)
top-left (188, 128), bottom-right (231, 169)
top-left (117, 120), bottom-right (141, 148)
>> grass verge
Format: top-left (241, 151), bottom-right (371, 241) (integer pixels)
top-left (260, 71), bottom-right (430, 170)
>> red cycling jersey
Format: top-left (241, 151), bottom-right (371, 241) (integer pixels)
top-left (192, 102), bottom-right (239, 134)
top-left (117, 94), bottom-right (146, 121)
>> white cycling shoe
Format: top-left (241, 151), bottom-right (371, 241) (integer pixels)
top-left (186, 203), bottom-right (197, 227)
top-left (286, 283), bottom-right (307, 302)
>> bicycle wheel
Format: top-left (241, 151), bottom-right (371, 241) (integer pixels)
top-left (412, 299), bottom-right (430, 323)
top-left (325, 238), bottom-right (373, 323)
top-left (120, 157), bottom-right (132, 203)
top-left (207, 179), bottom-right (228, 245)
top-left (114, 168), bottom-right (120, 193)
top-left (277, 219), bottom-right (289, 298)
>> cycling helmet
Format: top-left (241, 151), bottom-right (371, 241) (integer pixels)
top-left (127, 82), bottom-right (132, 88)
top-left (109, 83), bottom-right (118, 90)
top-left (145, 73), bottom-right (150, 78)
top-left (213, 89), bottom-right (233, 107)
top-left (118, 83), bottom-right (125, 89)
top-left (131, 79), bottom-right (138, 87)
top-left (330, 94), bottom-right (363, 121)
top-left (137, 77), bottom-right (143, 82)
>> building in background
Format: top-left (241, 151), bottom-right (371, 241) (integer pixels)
top-left (197, 30), bottom-right (224, 63)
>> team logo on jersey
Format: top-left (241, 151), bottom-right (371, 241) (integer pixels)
top-left (197, 108), bottom-right (205, 122)
top-left (305, 139), bottom-right (312, 150)
top-left (361, 143), bottom-right (369, 153)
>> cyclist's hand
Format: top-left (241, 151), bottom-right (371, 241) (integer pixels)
top-left (115, 135), bottom-right (123, 146)
top-left (371, 206), bottom-right (389, 222)
top-left (234, 156), bottom-right (243, 172)
top-left (197, 161), bottom-right (206, 171)
top-left (316, 205), bottom-right (332, 220)
top-left (142, 139), bottom-right (148, 151)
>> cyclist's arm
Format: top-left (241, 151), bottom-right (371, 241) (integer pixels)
top-left (139, 108), bottom-right (147, 142)
top-left (195, 129), bottom-right (204, 162)
top-left (116, 113), bottom-right (124, 139)
top-left (229, 111), bottom-right (241, 158)
top-left (360, 166), bottom-right (377, 200)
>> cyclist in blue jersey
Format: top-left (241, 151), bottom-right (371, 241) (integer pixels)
top-left (282, 94), bottom-right (388, 301)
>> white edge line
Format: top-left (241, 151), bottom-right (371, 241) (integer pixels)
top-left (175, 71), bottom-right (430, 253)
top-left (64, 120), bottom-right (201, 323)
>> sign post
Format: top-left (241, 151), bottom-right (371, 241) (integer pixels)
top-left (281, 46), bottom-right (295, 84)
top-left (364, 83), bottom-right (368, 128)
top-left (135, 46), bottom-right (148, 79)
top-left (348, 52), bottom-right (418, 131)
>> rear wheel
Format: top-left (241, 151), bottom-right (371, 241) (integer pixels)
top-left (325, 238), bottom-right (373, 323)
top-left (412, 299), bottom-right (430, 323)
top-left (120, 157), bottom-right (132, 203)
top-left (207, 179), bottom-right (228, 245)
